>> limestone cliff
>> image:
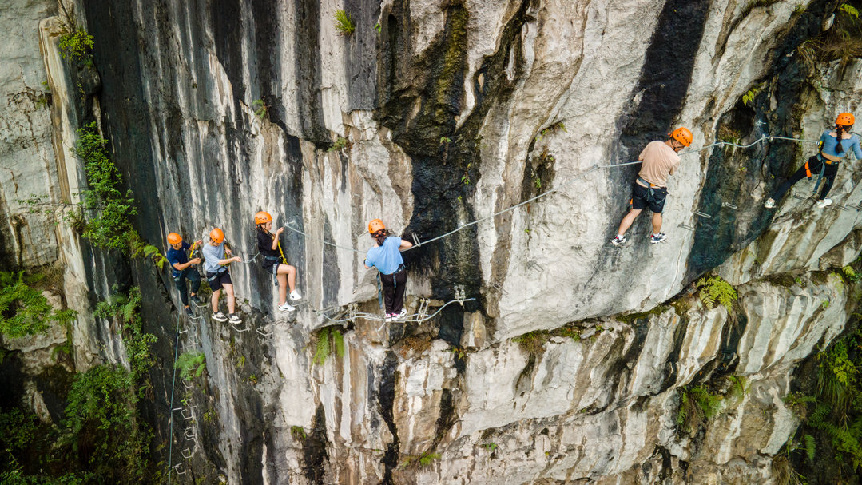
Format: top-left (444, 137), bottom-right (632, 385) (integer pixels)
top-left (2, 0), bottom-right (862, 483)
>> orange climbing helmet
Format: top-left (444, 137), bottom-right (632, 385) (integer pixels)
top-left (836, 113), bottom-right (855, 127)
top-left (368, 219), bottom-right (385, 234)
top-left (210, 228), bottom-right (225, 244)
top-left (254, 211), bottom-right (272, 225)
top-left (671, 127), bottom-right (693, 147)
top-left (167, 233), bottom-right (182, 245)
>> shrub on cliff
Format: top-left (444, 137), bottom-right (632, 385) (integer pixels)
top-left (94, 287), bottom-right (156, 382)
top-left (58, 29), bottom-right (94, 64)
top-left (62, 364), bottom-right (152, 482)
top-left (175, 351), bottom-right (206, 381)
top-left (0, 271), bottom-right (76, 338)
top-left (75, 122), bottom-right (137, 251)
top-left (74, 123), bottom-right (168, 268)
top-left (783, 324), bottom-right (862, 480)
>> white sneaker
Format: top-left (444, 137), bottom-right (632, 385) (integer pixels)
top-left (395, 309), bottom-right (408, 321)
top-left (212, 311), bottom-right (227, 322)
top-left (816, 198), bottom-right (832, 208)
top-left (228, 313), bottom-right (241, 324)
top-left (611, 235), bottom-right (627, 247)
top-left (764, 198), bottom-right (775, 209)
top-left (289, 290), bottom-right (302, 301)
top-left (278, 302), bottom-right (295, 312)
top-left (649, 233), bottom-right (667, 244)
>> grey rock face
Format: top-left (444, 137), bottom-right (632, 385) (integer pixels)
top-left (2, 0), bottom-right (862, 483)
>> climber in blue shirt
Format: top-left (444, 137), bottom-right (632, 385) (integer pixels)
top-left (166, 233), bottom-right (202, 317)
top-left (766, 113), bottom-right (862, 209)
top-left (364, 219), bottom-right (413, 321)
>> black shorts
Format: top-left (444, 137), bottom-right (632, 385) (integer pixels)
top-left (631, 182), bottom-right (668, 213)
top-left (261, 256), bottom-right (281, 271)
top-left (206, 271), bottom-right (232, 291)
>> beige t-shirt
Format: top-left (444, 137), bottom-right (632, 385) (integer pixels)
top-left (637, 141), bottom-right (680, 188)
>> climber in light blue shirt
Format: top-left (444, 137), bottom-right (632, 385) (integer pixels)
top-left (765, 112), bottom-right (861, 210)
top-left (364, 219), bottom-right (413, 321)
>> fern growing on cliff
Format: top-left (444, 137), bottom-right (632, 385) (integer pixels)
top-left (696, 275), bottom-right (738, 312)
top-left (175, 352), bottom-right (206, 381)
top-left (785, 324), bottom-right (862, 479)
top-left (677, 385), bottom-right (723, 435)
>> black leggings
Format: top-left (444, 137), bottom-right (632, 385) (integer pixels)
top-left (380, 268), bottom-right (407, 314)
top-left (772, 155), bottom-right (839, 201)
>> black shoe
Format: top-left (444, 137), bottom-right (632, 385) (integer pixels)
top-left (184, 306), bottom-right (194, 317)
top-left (190, 295), bottom-right (200, 305)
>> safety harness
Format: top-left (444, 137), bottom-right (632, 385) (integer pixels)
top-left (807, 153), bottom-right (836, 195)
top-left (263, 238), bottom-right (288, 287)
top-left (637, 176), bottom-right (666, 205)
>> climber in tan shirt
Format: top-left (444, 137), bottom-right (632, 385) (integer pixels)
top-left (611, 127), bottom-right (692, 246)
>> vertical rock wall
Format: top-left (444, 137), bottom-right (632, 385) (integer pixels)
top-left (2, 0), bottom-right (862, 483)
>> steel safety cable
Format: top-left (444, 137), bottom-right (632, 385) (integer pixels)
top-left (279, 135), bottom-right (822, 252)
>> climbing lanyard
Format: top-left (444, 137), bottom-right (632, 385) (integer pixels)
top-left (812, 160), bottom-right (827, 195)
top-left (277, 240), bottom-right (287, 264)
top-left (375, 273), bottom-right (384, 312)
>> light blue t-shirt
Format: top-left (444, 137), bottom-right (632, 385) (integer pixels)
top-left (202, 242), bottom-right (227, 274)
top-left (365, 237), bottom-right (403, 275)
top-left (820, 130), bottom-right (862, 159)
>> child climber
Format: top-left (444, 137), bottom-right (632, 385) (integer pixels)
top-left (202, 227), bottom-right (242, 323)
top-left (166, 233), bottom-right (202, 317)
top-left (254, 211), bottom-right (301, 312)
top-left (611, 127), bottom-right (693, 246)
top-left (765, 113), bottom-right (862, 209)
top-left (364, 219), bottom-right (413, 321)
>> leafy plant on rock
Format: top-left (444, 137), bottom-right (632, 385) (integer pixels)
top-left (94, 287), bottom-right (156, 381)
top-left (696, 275), bottom-right (738, 312)
top-left (328, 136), bottom-right (350, 153)
top-left (252, 99), bottom-right (268, 120)
top-left (59, 29), bottom-right (94, 63)
top-left (677, 385), bottom-right (723, 435)
top-left (75, 122), bottom-right (137, 251)
top-left (175, 352), bottom-right (206, 381)
top-left (796, 2), bottom-right (862, 71)
top-left (0, 271), bottom-right (76, 338)
top-left (784, 324), bottom-right (862, 480)
top-left (334, 10), bottom-right (355, 36)
top-left (313, 326), bottom-right (345, 365)
top-left (62, 365), bottom-right (152, 483)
